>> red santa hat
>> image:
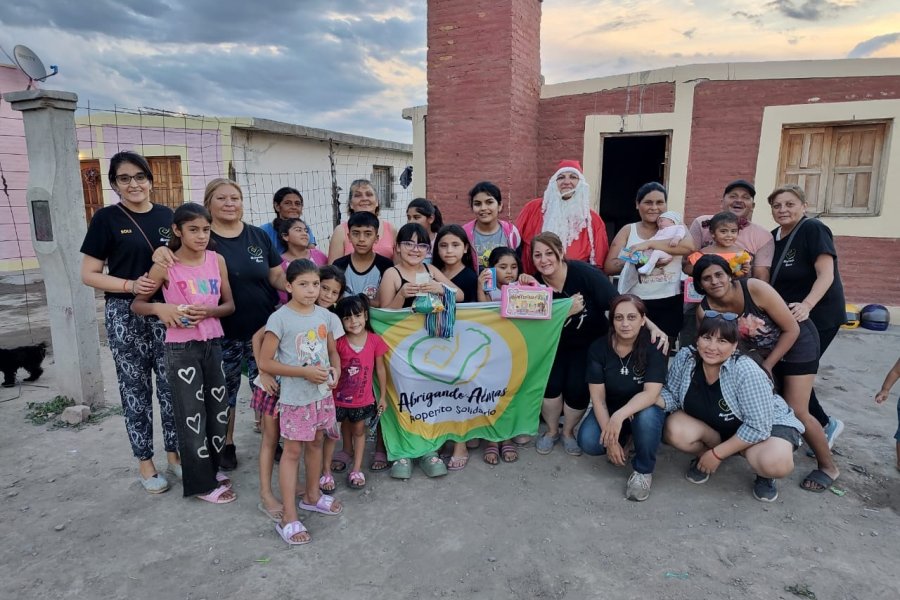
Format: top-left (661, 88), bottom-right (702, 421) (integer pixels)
top-left (556, 159), bottom-right (583, 173)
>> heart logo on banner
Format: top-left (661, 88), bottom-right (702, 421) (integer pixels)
top-left (215, 409), bottom-right (229, 424)
top-left (211, 435), bottom-right (225, 453)
top-left (211, 386), bottom-right (226, 403)
top-left (178, 367), bottom-right (196, 385)
top-left (195, 389), bottom-right (204, 402)
top-left (186, 413), bottom-right (201, 434)
top-left (197, 441), bottom-right (209, 459)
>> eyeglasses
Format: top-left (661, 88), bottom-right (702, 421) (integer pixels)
top-left (399, 241), bottom-right (431, 252)
top-left (115, 173), bottom-right (149, 185)
top-left (703, 310), bottom-right (738, 321)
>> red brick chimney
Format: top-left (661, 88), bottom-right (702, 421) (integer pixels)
top-left (425, 0), bottom-right (542, 224)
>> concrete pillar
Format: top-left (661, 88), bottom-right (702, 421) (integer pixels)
top-left (3, 89), bottom-right (104, 407)
top-left (425, 0), bottom-right (542, 224)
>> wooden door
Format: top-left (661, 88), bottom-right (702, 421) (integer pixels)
top-left (147, 156), bottom-right (184, 209)
top-left (80, 159), bottom-right (104, 223)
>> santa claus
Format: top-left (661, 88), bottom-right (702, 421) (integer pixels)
top-left (515, 160), bottom-right (609, 274)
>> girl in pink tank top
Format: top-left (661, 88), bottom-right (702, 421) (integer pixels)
top-left (132, 203), bottom-right (239, 503)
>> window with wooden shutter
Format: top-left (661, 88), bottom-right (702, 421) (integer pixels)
top-left (146, 156), bottom-right (185, 210)
top-left (777, 122), bottom-right (887, 216)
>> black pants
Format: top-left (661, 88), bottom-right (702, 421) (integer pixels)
top-left (166, 340), bottom-right (228, 497)
top-left (809, 325), bottom-right (840, 427)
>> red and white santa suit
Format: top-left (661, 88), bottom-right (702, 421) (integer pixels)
top-left (515, 160), bottom-right (609, 274)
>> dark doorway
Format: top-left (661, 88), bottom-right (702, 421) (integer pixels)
top-left (598, 134), bottom-right (669, 241)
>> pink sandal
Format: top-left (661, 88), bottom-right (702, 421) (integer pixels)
top-left (331, 450), bottom-right (352, 473)
top-left (196, 484), bottom-right (235, 504)
top-left (318, 473), bottom-right (335, 493)
top-left (275, 520), bottom-right (310, 545)
top-left (298, 493), bottom-right (343, 516)
top-left (348, 471), bottom-right (366, 489)
top-left (216, 471), bottom-right (232, 488)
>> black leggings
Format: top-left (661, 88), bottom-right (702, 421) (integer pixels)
top-left (545, 346), bottom-right (590, 410)
top-left (809, 325), bottom-right (840, 427)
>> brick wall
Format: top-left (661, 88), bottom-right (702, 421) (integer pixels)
top-left (425, 0), bottom-right (542, 225)
top-left (685, 76), bottom-right (900, 221)
top-left (536, 83), bottom-right (676, 199)
top-left (835, 236), bottom-right (900, 306)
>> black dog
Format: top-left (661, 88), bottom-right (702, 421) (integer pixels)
top-left (0, 342), bottom-right (47, 387)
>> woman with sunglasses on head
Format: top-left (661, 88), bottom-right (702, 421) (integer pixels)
top-left (660, 312), bottom-right (804, 502)
top-left (692, 255), bottom-right (837, 492)
top-left (80, 151), bottom-right (180, 494)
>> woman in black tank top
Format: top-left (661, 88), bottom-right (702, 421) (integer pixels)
top-left (692, 255), bottom-right (838, 493)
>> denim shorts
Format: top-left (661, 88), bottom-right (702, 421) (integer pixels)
top-left (770, 424), bottom-right (803, 451)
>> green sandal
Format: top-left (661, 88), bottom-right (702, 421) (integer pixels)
top-left (390, 458), bottom-right (412, 480)
top-left (418, 452), bottom-right (448, 478)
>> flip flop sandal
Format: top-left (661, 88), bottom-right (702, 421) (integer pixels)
top-left (370, 451), bottom-right (389, 471)
top-left (216, 471), bottom-right (232, 488)
top-left (275, 520), bottom-right (311, 546)
top-left (483, 446), bottom-right (500, 465)
top-left (257, 501), bottom-right (284, 522)
top-left (319, 474), bottom-right (336, 493)
top-left (331, 450), bottom-right (352, 473)
top-left (447, 455), bottom-right (469, 471)
top-left (196, 484), bottom-right (236, 504)
top-left (800, 469), bottom-right (835, 493)
top-left (500, 444), bottom-right (519, 463)
top-left (348, 471), bottom-right (366, 489)
top-left (298, 493), bottom-right (343, 516)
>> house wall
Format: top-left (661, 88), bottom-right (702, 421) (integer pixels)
top-left (425, 0), bottom-right (542, 225)
top-left (75, 114), bottom-right (236, 206)
top-left (231, 129), bottom-right (413, 250)
top-left (0, 65), bottom-right (37, 271)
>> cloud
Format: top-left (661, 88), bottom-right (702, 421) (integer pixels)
top-left (0, 0), bottom-right (426, 141)
top-left (732, 10), bottom-right (763, 26)
top-left (766, 0), bottom-right (853, 21)
top-left (682, 28), bottom-right (696, 39)
top-left (576, 14), bottom-right (655, 37)
top-left (847, 32), bottom-right (900, 58)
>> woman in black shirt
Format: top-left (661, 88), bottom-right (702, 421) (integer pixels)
top-left (578, 294), bottom-right (667, 501)
top-left (768, 184), bottom-right (847, 460)
top-left (80, 151), bottom-right (178, 494)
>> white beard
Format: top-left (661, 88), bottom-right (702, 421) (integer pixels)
top-left (541, 175), bottom-right (592, 254)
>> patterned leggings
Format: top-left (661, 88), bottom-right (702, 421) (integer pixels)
top-left (105, 298), bottom-right (177, 461)
top-left (221, 338), bottom-right (260, 408)
top-left (166, 340), bottom-right (228, 496)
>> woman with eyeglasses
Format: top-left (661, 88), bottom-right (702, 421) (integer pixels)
top-left (691, 254), bottom-right (837, 492)
top-left (660, 312), bottom-right (805, 502)
top-left (80, 151), bottom-right (180, 494)
top-left (260, 187), bottom-right (318, 253)
top-left (327, 179), bottom-right (396, 263)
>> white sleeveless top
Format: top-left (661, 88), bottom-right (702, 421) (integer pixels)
top-left (624, 223), bottom-right (682, 300)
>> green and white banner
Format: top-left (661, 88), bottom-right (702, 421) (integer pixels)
top-left (371, 300), bottom-right (571, 460)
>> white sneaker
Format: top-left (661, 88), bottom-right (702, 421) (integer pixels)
top-left (626, 471), bottom-right (652, 502)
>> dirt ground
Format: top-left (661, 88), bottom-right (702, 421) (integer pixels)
top-left (1, 275), bottom-right (899, 600)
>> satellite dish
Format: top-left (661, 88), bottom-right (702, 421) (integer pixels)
top-left (13, 45), bottom-right (58, 87)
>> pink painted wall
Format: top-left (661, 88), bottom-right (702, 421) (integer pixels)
top-left (76, 124), bottom-right (225, 204)
top-left (0, 65), bottom-right (35, 267)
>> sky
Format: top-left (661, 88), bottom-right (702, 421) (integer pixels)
top-left (1, 0), bottom-right (898, 144)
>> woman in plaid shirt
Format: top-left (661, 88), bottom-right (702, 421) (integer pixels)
top-left (660, 313), bottom-right (804, 502)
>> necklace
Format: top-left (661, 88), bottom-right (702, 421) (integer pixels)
top-left (618, 352), bottom-right (632, 376)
